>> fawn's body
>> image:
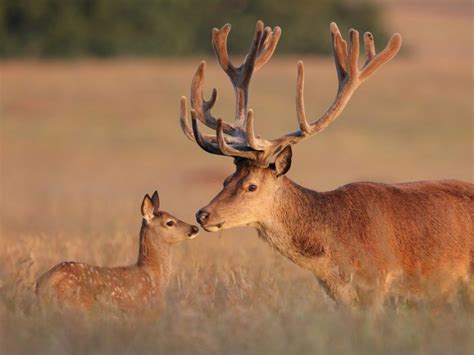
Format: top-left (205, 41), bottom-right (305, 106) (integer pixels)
top-left (36, 191), bottom-right (199, 312)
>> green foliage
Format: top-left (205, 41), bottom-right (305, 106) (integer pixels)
top-left (0, 0), bottom-right (387, 57)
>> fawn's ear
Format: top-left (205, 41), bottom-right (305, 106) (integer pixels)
top-left (274, 145), bottom-right (292, 177)
top-left (151, 190), bottom-right (160, 212)
top-left (141, 194), bottom-right (154, 222)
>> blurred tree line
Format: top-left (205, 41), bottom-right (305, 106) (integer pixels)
top-left (0, 0), bottom-right (387, 57)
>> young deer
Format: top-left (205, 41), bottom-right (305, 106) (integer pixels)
top-left (36, 191), bottom-right (199, 312)
top-left (180, 21), bottom-right (474, 307)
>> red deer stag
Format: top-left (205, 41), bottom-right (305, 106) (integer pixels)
top-left (36, 191), bottom-right (199, 312)
top-left (179, 21), bottom-right (474, 307)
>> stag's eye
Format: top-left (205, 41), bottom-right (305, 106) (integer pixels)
top-left (248, 184), bottom-right (258, 192)
top-left (166, 220), bottom-right (175, 227)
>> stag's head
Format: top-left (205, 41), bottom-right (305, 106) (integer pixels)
top-left (180, 21), bottom-right (401, 232)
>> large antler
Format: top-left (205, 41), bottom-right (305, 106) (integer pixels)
top-left (180, 21), bottom-right (402, 167)
top-left (180, 20), bottom-right (281, 162)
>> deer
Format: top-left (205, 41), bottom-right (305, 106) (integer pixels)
top-left (36, 191), bottom-right (199, 313)
top-left (179, 20), bottom-right (474, 308)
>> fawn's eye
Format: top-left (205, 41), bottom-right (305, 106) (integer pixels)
top-left (166, 220), bottom-right (175, 227)
top-left (248, 184), bottom-right (257, 192)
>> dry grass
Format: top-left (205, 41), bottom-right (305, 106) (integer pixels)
top-left (0, 2), bottom-right (473, 354)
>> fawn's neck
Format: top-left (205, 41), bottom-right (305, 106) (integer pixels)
top-left (137, 224), bottom-right (172, 283)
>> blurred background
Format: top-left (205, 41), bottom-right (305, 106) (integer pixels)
top-left (1, 0), bottom-right (388, 57)
top-left (0, 0), bottom-right (473, 354)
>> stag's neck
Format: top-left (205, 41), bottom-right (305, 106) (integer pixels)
top-left (137, 225), bottom-right (172, 284)
top-left (256, 177), bottom-right (328, 268)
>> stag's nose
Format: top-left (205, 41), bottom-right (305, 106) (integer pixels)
top-left (196, 209), bottom-right (209, 225)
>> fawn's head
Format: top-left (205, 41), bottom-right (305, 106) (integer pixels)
top-left (179, 21), bottom-right (401, 232)
top-left (141, 191), bottom-right (199, 243)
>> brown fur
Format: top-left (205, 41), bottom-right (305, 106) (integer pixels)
top-left (197, 158), bottom-right (474, 307)
top-left (188, 21), bottom-right (471, 308)
top-left (36, 193), bottom-right (198, 313)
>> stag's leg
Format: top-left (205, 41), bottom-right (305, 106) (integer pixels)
top-left (314, 274), bottom-right (359, 307)
top-left (465, 279), bottom-right (474, 309)
top-left (310, 257), bottom-right (360, 307)
top-left (357, 271), bottom-right (398, 313)
top-left (315, 271), bottom-right (395, 313)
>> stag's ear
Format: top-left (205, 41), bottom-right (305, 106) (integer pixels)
top-left (151, 190), bottom-right (160, 212)
top-left (274, 146), bottom-right (292, 177)
top-left (141, 194), bottom-right (154, 222)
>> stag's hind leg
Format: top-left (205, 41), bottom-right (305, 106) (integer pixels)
top-left (458, 275), bottom-right (474, 311)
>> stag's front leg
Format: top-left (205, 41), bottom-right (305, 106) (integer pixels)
top-left (314, 273), bottom-right (359, 307)
top-left (316, 276), bottom-right (391, 313)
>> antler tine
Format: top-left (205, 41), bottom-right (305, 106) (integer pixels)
top-left (360, 33), bottom-right (402, 81)
top-left (190, 61), bottom-right (215, 125)
top-left (212, 24), bottom-right (234, 73)
top-left (216, 119), bottom-right (258, 160)
top-left (330, 22), bottom-right (348, 85)
top-left (255, 26), bottom-right (281, 71)
top-left (245, 109), bottom-right (260, 150)
top-left (180, 96), bottom-right (195, 142)
top-left (231, 20), bottom-right (265, 127)
top-left (190, 110), bottom-right (223, 155)
top-left (205, 88), bottom-right (217, 112)
top-left (363, 32), bottom-right (376, 64)
top-left (190, 61), bottom-right (235, 134)
top-left (181, 97), bottom-right (238, 145)
top-left (240, 21), bottom-right (265, 83)
top-left (257, 27), bottom-right (272, 57)
top-left (245, 109), bottom-right (269, 150)
top-left (296, 61), bottom-right (311, 134)
top-left (347, 29), bottom-right (360, 80)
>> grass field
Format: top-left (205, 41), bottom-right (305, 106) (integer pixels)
top-left (1, 1), bottom-right (473, 354)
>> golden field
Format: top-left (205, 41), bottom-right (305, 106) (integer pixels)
top-left (0, 2), bottom-right (473, 354)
